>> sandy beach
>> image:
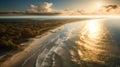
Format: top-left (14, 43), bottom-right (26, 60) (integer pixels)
top-left (0, 25), bottom-right (63, 67)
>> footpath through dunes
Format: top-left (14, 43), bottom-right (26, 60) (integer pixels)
top-left (0, 18), bottom-right (87, 67)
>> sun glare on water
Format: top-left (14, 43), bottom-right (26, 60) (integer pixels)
top-left (75, 19), bottom-right (106, 63)
top-left (85, 20), bottom-right (102, 39)
top-left (86, 20), bottom-right (100, 33)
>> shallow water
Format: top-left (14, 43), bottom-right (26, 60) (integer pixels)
top-left (35, 18), bottom-right (120, 67)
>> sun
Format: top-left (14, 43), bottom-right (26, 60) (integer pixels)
top-left (95, 2), bottom-right (103, 9)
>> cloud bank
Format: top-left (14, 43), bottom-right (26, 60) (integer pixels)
top-left (27, 2), bottom-right (53, 13)
top-left (56, 4), bottom-right (120, 15)
top-left (95, 4), bottom-right (120, 15)
top-left (26, 3), bottom-right (120, 15)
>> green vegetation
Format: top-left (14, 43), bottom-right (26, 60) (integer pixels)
top-left (0, 19), bottom-right (85, 52)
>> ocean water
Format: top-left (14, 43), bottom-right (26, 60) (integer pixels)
top-left (35, 18), bottom-right (120, 67)
top-left (0, 16), bottom-right (120, 67)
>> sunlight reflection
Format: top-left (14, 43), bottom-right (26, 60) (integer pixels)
top-left (75, 19), bottom-right (106, 63)
top-left (85, 20), bottom-right (101, 39)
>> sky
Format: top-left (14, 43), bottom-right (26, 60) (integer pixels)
top-left (0, 0), bottom-right (120, 12)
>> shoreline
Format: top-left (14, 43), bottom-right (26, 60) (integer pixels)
top-left (0, 25), bottom-right (64, 67)
top-left (0, 18), bottom-right (88, 67)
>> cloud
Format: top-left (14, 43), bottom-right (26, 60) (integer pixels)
top-left (59, 4), bottom-right (120, 15)
top-left (27, 2), bottom-right (53, 13)
top-left (101, 4), bottom-right (120, 14)
top-left (26, 2), bottom-right (86, 15)
top-left (38, 2), bottom-right (53, 12)
top-left (104, 4), bottom-right (118, 12)
top-left (88, 4), bottom-right (120, 15)
top-left (26, 3), bottom-right (120, 15)
top-left (27, 5), bottom-right (38, 13)
top-left (55, 9), bottom-right (86, 15)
